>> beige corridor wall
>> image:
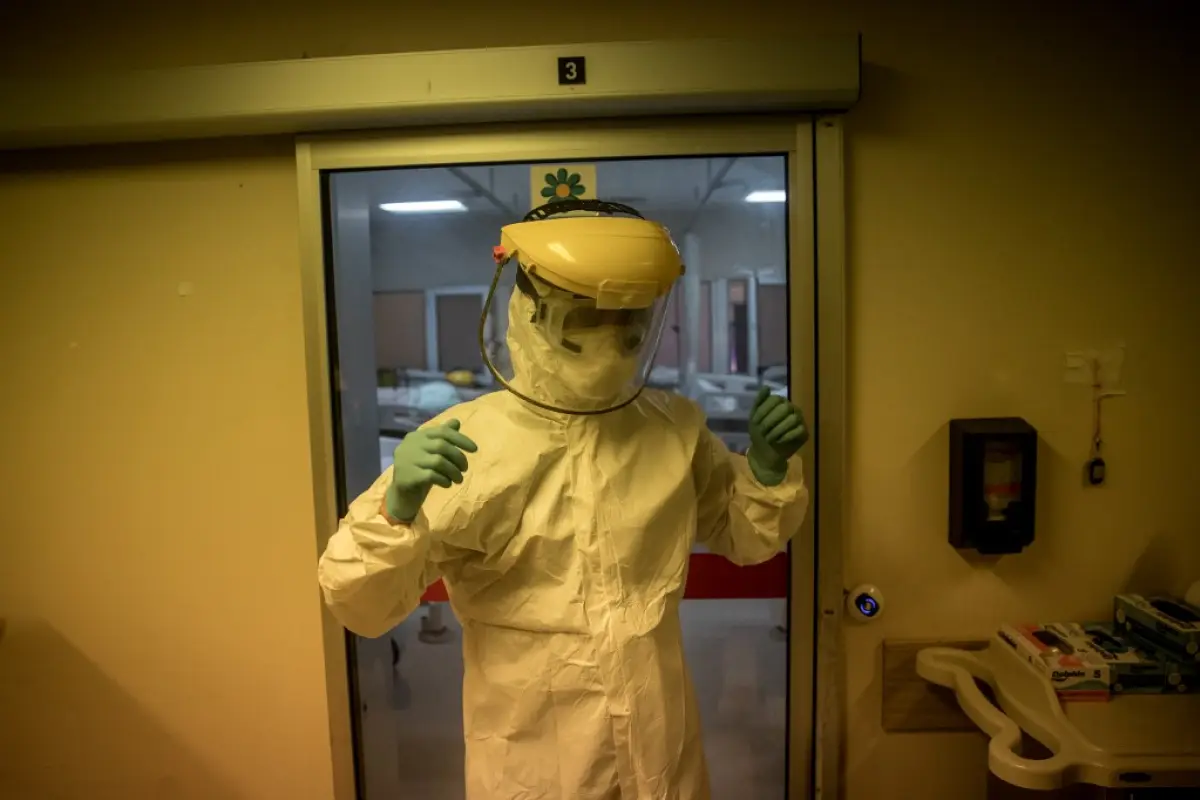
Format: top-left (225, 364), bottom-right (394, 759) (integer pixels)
top-left (1, 1), bottom-right (1197, 799)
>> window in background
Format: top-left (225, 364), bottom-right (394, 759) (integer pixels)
top-left (756, 282), bottom-right (788, 376)
top-left (655, 281), bottom-right (715, 374)
top-left (431, 291), bottom-right (486, 371)
top-left (728, 278), bottom-right (750, 374)
top-left (699, 281), bottom-right (713, 372)
top-left (373, 291), bottom-right (427, 372)
top-left (656, 293), bottom-right (682, 369)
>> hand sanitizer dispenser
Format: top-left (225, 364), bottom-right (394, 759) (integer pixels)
top-left (949, 417), bottom-right (1038, 554)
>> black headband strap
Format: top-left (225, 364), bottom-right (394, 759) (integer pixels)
top-left (523, 198), bottom-right (645, 222)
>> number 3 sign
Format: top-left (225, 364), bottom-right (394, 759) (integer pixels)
top-left (557, 56), bottom-right (586, 86)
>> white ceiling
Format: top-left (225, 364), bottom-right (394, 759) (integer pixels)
top-left (358, 155), bottom-right (788, 221)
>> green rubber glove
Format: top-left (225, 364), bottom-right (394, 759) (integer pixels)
top-left (384, 420), bottom-right (478, 522)
top-left (747, 387), bottom-right (809, 486)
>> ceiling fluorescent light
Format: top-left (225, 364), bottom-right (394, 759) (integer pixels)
top-left (379, 200), bottom-right (467, 213)
top-left (744, 190), bottom-right (786, 203)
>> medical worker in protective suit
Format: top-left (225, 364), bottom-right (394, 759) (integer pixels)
top-left (318, 200), bottom-right (809, 800)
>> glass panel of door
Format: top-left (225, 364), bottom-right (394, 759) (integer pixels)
top-left (325, 152), bottom-right (795, 799)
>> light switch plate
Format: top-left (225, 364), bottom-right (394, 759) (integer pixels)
top-left (1063, 345), bottom-right (1125, 388)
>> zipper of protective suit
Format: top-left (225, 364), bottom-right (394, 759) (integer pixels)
top-left (571, 416), bottom-right (636, 793)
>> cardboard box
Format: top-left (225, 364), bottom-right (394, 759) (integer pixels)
top-left (1081, 622), bottom-right (1197, 694)
top-left (1113, 594), bottom-right (1200, 664)
top-left (997, 622), bottom-right (1111, 700)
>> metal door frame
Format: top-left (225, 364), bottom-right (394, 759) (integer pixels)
top-left (295, 114), bottom-right (847, 800)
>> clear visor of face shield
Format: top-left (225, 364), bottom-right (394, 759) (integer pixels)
top-left (479, 263), bottom-right (675, 415)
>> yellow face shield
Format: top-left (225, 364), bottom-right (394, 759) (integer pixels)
top-left (480, 200), bottom-right (684, 415)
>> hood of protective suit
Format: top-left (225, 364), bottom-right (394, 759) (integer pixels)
top-left (506, 288), bottom-right (640, 413)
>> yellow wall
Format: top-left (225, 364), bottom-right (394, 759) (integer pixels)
top-left (1, 2), bottom-right (1197, 799)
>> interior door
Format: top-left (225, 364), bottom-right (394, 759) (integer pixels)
top-left (301, 117), bottom-right (818, 800)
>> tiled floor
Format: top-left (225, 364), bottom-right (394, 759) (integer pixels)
top-left (354, 598), bottom-right (788, 799)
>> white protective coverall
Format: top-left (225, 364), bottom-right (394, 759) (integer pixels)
top-left (318, 289), bottom-right (809, 800)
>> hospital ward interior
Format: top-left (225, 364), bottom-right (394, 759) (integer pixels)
top-left (0, 2), bottom-right (1197, 799)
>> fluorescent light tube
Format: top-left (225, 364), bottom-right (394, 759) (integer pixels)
top-left (379, 200), bottom-right (467, 213)
top-left (744, 190), bottom-right (786, 203)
